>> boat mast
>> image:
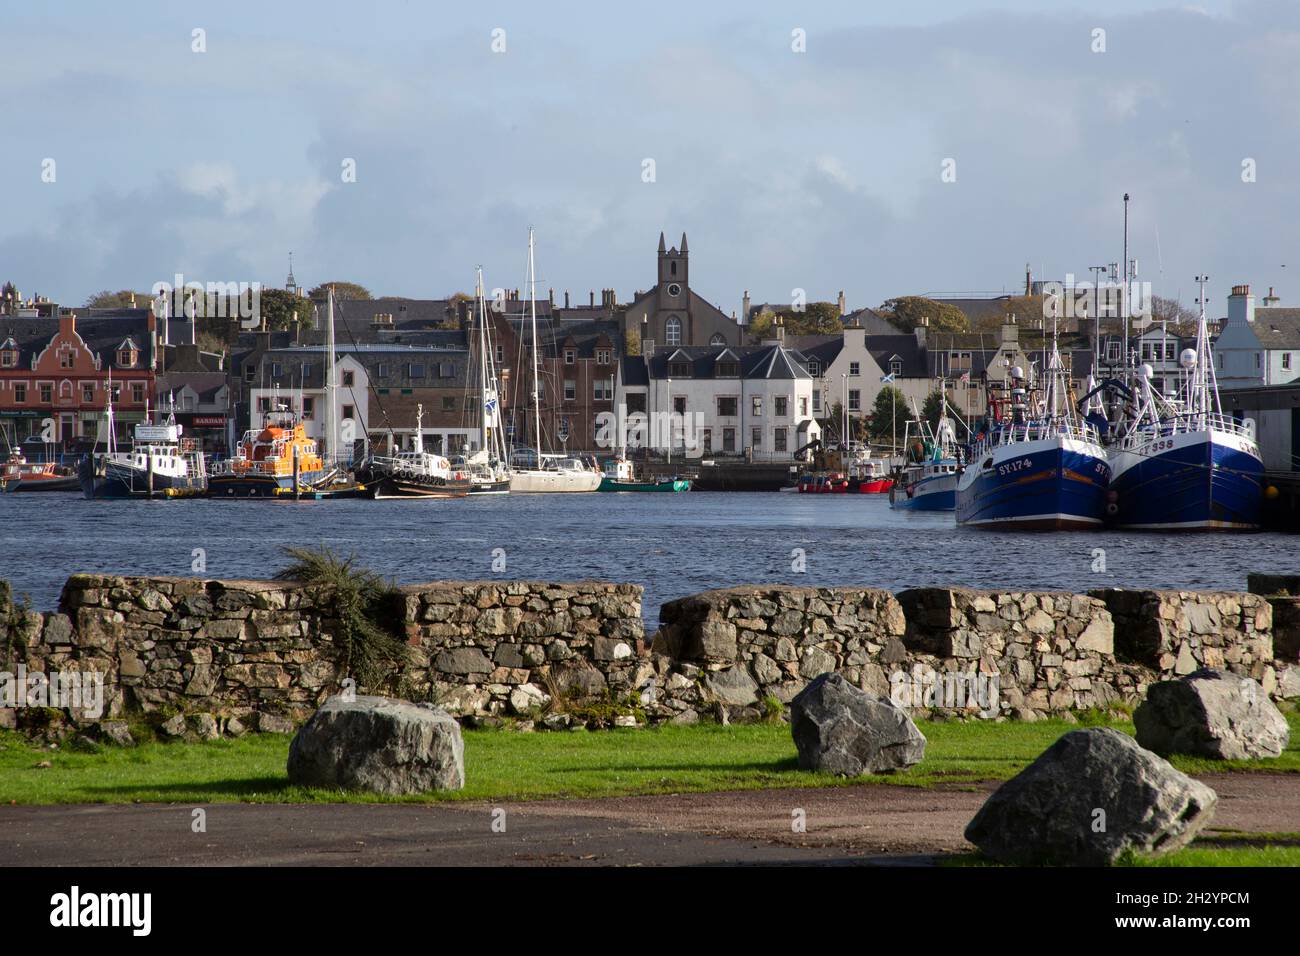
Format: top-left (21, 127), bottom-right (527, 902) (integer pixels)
top-left (1122, 192), bottom-right (1130, 376)
top-left (326, 286), bottom-right (337, 463)
top-left (528, 228), bottom-right (542, 464)
top-left (476, 267), bottom-right (490, 458)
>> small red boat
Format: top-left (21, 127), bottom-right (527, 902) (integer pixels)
top-left (849, 457), bottom-right (894, 494)
top-left (797, 472), bottom-right (849, 494)
top-left (1, 452), bottom-right (80, 492)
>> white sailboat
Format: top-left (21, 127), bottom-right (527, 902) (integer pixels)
top-left (458, 267), bottom-right (512, 494)
top-left (508, 229), bottom-right (601, 493)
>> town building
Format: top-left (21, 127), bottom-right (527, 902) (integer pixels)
top-left (1215, 285), bottom-right (1300, 389)
top-left (0, 307), bottom-right (157, 459)
top-left (623, 233), bottom-right (741, 350)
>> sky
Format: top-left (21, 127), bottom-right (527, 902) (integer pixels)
top-left (2, 0), bottom-right (1298, 318)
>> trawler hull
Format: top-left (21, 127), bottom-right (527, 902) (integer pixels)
top-left (1109, 429), bottom-right (1263, 531)
top-left (890, 472), bottom-right (959, 511)
top-left (364, 476), bottom-right (471, 499)
top-left (468, 478), bottom-right (512, 495)
top-left (956, 437), bottom-right (1109, 530)
top-left (79, 456), bottom-right (205, 499)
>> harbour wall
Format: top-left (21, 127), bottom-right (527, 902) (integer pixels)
top-left (0, 575), bottom-right (1297, 732)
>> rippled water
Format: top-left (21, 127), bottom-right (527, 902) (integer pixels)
top-left (1, 492), bottom-right (1293, 627)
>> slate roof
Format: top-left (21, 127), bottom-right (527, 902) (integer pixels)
top-left (0, 309), bottom-right (156, 370)
top-left (643, 345), bottom-right (811, 381)
top-left (1251, 308), bottom-right (1300, 349)
top-left (620, 354), bottom-right (649, 387)
top-left (866, 334), bottom-right (927, 378)
top-left (254, 344), bottom-right (473, 391)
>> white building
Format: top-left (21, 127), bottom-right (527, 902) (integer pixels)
top-left (1215, 284), bottom-right (1300, 389)
top-left (618, 342), bottom-right (820, 460)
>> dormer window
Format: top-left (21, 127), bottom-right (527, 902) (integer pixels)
top-left (716, 361), bottom-right (739, 378)
top-left (890, 359), bottom-right (902, 376)
top-left (0, 340), bottom-right (16, 368)
top-left (118, 346), bottom-right (137, 368)
top-left (60, 351), bottom-right (75, 368)
top-left (564, 348), bottom-right (576, 365)
top-left (596, 349), bottom-right (611, 365)
top-left (669, 361), bottom-right (693, 378)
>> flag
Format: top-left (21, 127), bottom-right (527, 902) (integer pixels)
top-left (880, 373), bottom-right (896, 384)
top-left (959, 371), bottom-right (970, 385)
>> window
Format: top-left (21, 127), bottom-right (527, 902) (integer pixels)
top-left (673, 396), bottom-right (686, 415)
top-left (890, 360), bottom-right (902, 376)
top-left (302, 397), bottom-right (314, 419)
top-left (949, 351), bottom-right (972, 371)
top-left (375, 364), bottom-right (387, 380)
top-left (0, 350), bottom-right (15, 368)
top-left (131, 383), bottom-right (144, 404)
top-left (751, 427), bottom-right (761, 450)
top-left (564, 349), bottom-right (576, 365)
top-left (1256, 353), bottom-right (1262, 369)
top-left (716, 360), bottom-right (739, 378)
top-left (1107, 342), bottom-right (1121, 362)
top-left (40, 383), bottom-right (52, 403)
top-left (409, 363), bottom-right (425, 378)
top-left (563, 379), bottom-right (576, 401)
top-left (82, 384), bottom-right (94, 403)
top-left (774, 427), bottom-right (788, 453)
top-left (717, 396), bottom-right (738, 417)
top-left (626, 393), bottom-right (646, 414)
top-left (808, 361), bottom-right (820, 376)
top-left (1285, 353), bottom-right (1293, 371)
top-left (812, 391), bottom-right (821, 413)
top-left (849, 362), bottom-right (860, 376)
top-left (709, 333), bottom-right (726, 346)
top-left (668, 361), bottom-right (692, 378)
top-left (342, 405), bottom-right (354, 420)
top-left (723, 428), bottom-right (736, 452)
top-left (596, 349), bottom-right (611, 365)
top-left (496, 345), bottom-right (504, 366)
top-left (13, 384), bottom-right (25, 403)
top-left (61, 352), bottom-right (74, 368)
top-left (848, 389), bottom-right (860, 411)
top-left (271, 363), bottom-right (283, 378)
top-left (774, 396), bottom-right (788, 417)
top-left (799, 397), bottom-right (808, 417)
top-left (442, 396), bottom-right (456, 410)
top-left (665, 316), bottom-right (682, 346)
top-left (244, 364), bottom-right (256, 382)
top-left (439, 362), bottom-right (455, 378)
top-left (342, 370), bottom-right (354, 387)
top-left (594, 379), bottom-right (613, 401)
top-left (259, 397), bottom-right (271, 413)
top-left (702, 429), bottom-right (712, 453)
top-left (751, 396), bottom-right (763, 417)
top-left (118, 350), bottom-right (135, 368)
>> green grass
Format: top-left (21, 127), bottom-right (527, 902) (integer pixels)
top-left (945, 832), bottom-right (1300, 868)
top-left (1, 713), bottom-right (1296, 806)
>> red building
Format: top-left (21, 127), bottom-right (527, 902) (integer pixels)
top-left (0, 308), bottom-right (157, 459)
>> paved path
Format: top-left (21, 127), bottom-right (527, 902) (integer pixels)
top-left (2, 774), bottom-right (1296, 866)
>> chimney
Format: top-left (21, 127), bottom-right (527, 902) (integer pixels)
top-left (548, 287), bottom-right (554, 306)
top-left (742, 290), bottom-right (751, 325)
top-left (1263, 286), bottom-right (1281, 307)
top-left (564, 290), bottom-right (570, 308)
top-left (1227, 284), bottom-right (1255, 325)
top-left (837, 290), bottom-right (846, 317)
top-left (590, 290), bottom-right (595, 307)
top-left (129, 291), bottom-right (136, 308)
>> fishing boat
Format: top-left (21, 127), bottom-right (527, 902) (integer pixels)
top-left (890, 395), bottom-right (966, 511)
top-left (2, 452), bottom-right (80, 492)
top-left (956, 340), bottom-right (1110, 530)
top-left (796, 470), bottom-right (848, 493)
top-left (508, 229), bottom-right (602, 494)
top-left (598, 457), bottom-right (691, 492)
top-left (79, 400), bottom-right (207, 499)
top-left (1106, 276), bottom-right (1262, 530)
top-left (355, 404), bottom-right (471, 499)
top-left (208, 407), bottom-right (333, 498)
top-left (847, 456), bottom-right (893, 494)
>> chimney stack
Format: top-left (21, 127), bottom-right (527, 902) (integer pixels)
top-left (590, 290), bottom-right (595, 307)
top-left (837, 290), bottom-right (846, 317)
top-left (1227, 284), bottom-right (1256, 325)
top-left (564, 290), bottom-right (570, 308)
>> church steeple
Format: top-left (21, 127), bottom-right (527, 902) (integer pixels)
top-left (658, 232), bottom-right (666, 254)
top-left (286, 251), bottom-right (298, 295)
top-left (680, 232), bottom-right (688, 253)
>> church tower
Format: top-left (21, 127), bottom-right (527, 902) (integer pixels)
top-left (656, 232), bottom-right (689, 311)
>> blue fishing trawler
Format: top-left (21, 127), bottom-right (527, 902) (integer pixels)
top-left (890, 392), bottom-right (966, 512)
top-left (956, 347), bottom-right (1110, 530)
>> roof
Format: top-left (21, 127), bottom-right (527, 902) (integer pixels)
top-left (1252, 308), bottom-right (1300, 349)
top-left (254, 344), bottom-right (473, 390)
top-left (866, 334), bottom-right (927, 378)
top-left (644, 344), bottom-right (811, 381)
top-left (0, 310), bottom-right (156, 371)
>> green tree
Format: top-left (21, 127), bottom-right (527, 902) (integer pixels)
top-left (308, 281), bottom-right (372, 301)
top-left (867, 385), bottom-right (910, 447)
top-left (625, 328), bottom-right (641, 356)
top-left (878, 296), bottom-right (970, 334)
top-left (84, 289), bottom-right (153, 309)
top-left (921, 388), bottom-right (944, 430)
top-left (257, 288), bottom-right (314, 331)
top-left (747, 302), bottom-right (842, 341)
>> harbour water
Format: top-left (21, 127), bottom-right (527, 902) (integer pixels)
top-left (1, 493), bottom-right (1292, 627)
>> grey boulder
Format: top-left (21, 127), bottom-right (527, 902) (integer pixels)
top-left (965, 727), bottom-right (1217, 865)
top-left (790, 672), bottom-right (926, 775)
top-left (287, 695), bottom-right (464, 794)
top-left (1134, 669), bottom-right (1289, 760)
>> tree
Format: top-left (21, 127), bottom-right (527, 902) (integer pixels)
top-left (746, 302), bottom-right (843, 341)
top-left (1148, 295), bottom-right (1198, 335)
top-left (84, 289), bottom-right (153, 309)
top-left (878, 296), bottom-right (970, 334)
top-left (867, 385), bottom-right (910, 447)
top-left (258, 288), bottom-right (314, 331)
top-left (625, 328), bottom-right (641, 356)
top-left (978, 294), bottom-right (1047, 332)
top-left (921, 388), bottom-right (944, 430)
top-left (308, 281), bottom-right (372, 301)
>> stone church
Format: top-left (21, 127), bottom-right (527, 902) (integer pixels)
top-left (622, 233), bottom-right (740, 352)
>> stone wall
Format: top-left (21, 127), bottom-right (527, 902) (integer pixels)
top-left (1, 575), bottom-right (1296, 734)
top-left (1091, 589), bottom-right (1277, 694)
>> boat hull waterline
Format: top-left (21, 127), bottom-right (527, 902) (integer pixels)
top-left (956, 437), bottom-right (1110, 530)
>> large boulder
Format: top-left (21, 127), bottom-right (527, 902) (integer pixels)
top-left (965, 728), bottom-right (1217, 865)
top-left (287, 695), bottom-right (464, 794)
top-left (790, 672), bottom-right (926, 775)
top-left (1134, 669), bottom-right (1289, 760)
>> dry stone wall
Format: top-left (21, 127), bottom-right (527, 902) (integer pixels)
top-left (1, 575), bottom-right (1296, 734)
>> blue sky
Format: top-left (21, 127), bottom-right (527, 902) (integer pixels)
top-left (2, 0), bottom-right (1296, 316)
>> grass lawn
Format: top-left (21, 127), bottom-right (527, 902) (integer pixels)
top-left (1, 712), bottom-right (1296, 806)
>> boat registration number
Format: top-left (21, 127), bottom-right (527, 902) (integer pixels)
top-left (998, 458), bottom-right (1033, 476)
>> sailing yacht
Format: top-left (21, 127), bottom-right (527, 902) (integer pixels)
top-left (1107, 276), bottom-right (1263, 530)
top-left (459, 267), bottom-right (512, 494)
top-left (956, 335), bottom-right (1110, 529)
top-left (508, 229), bottom-right (601, 494)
